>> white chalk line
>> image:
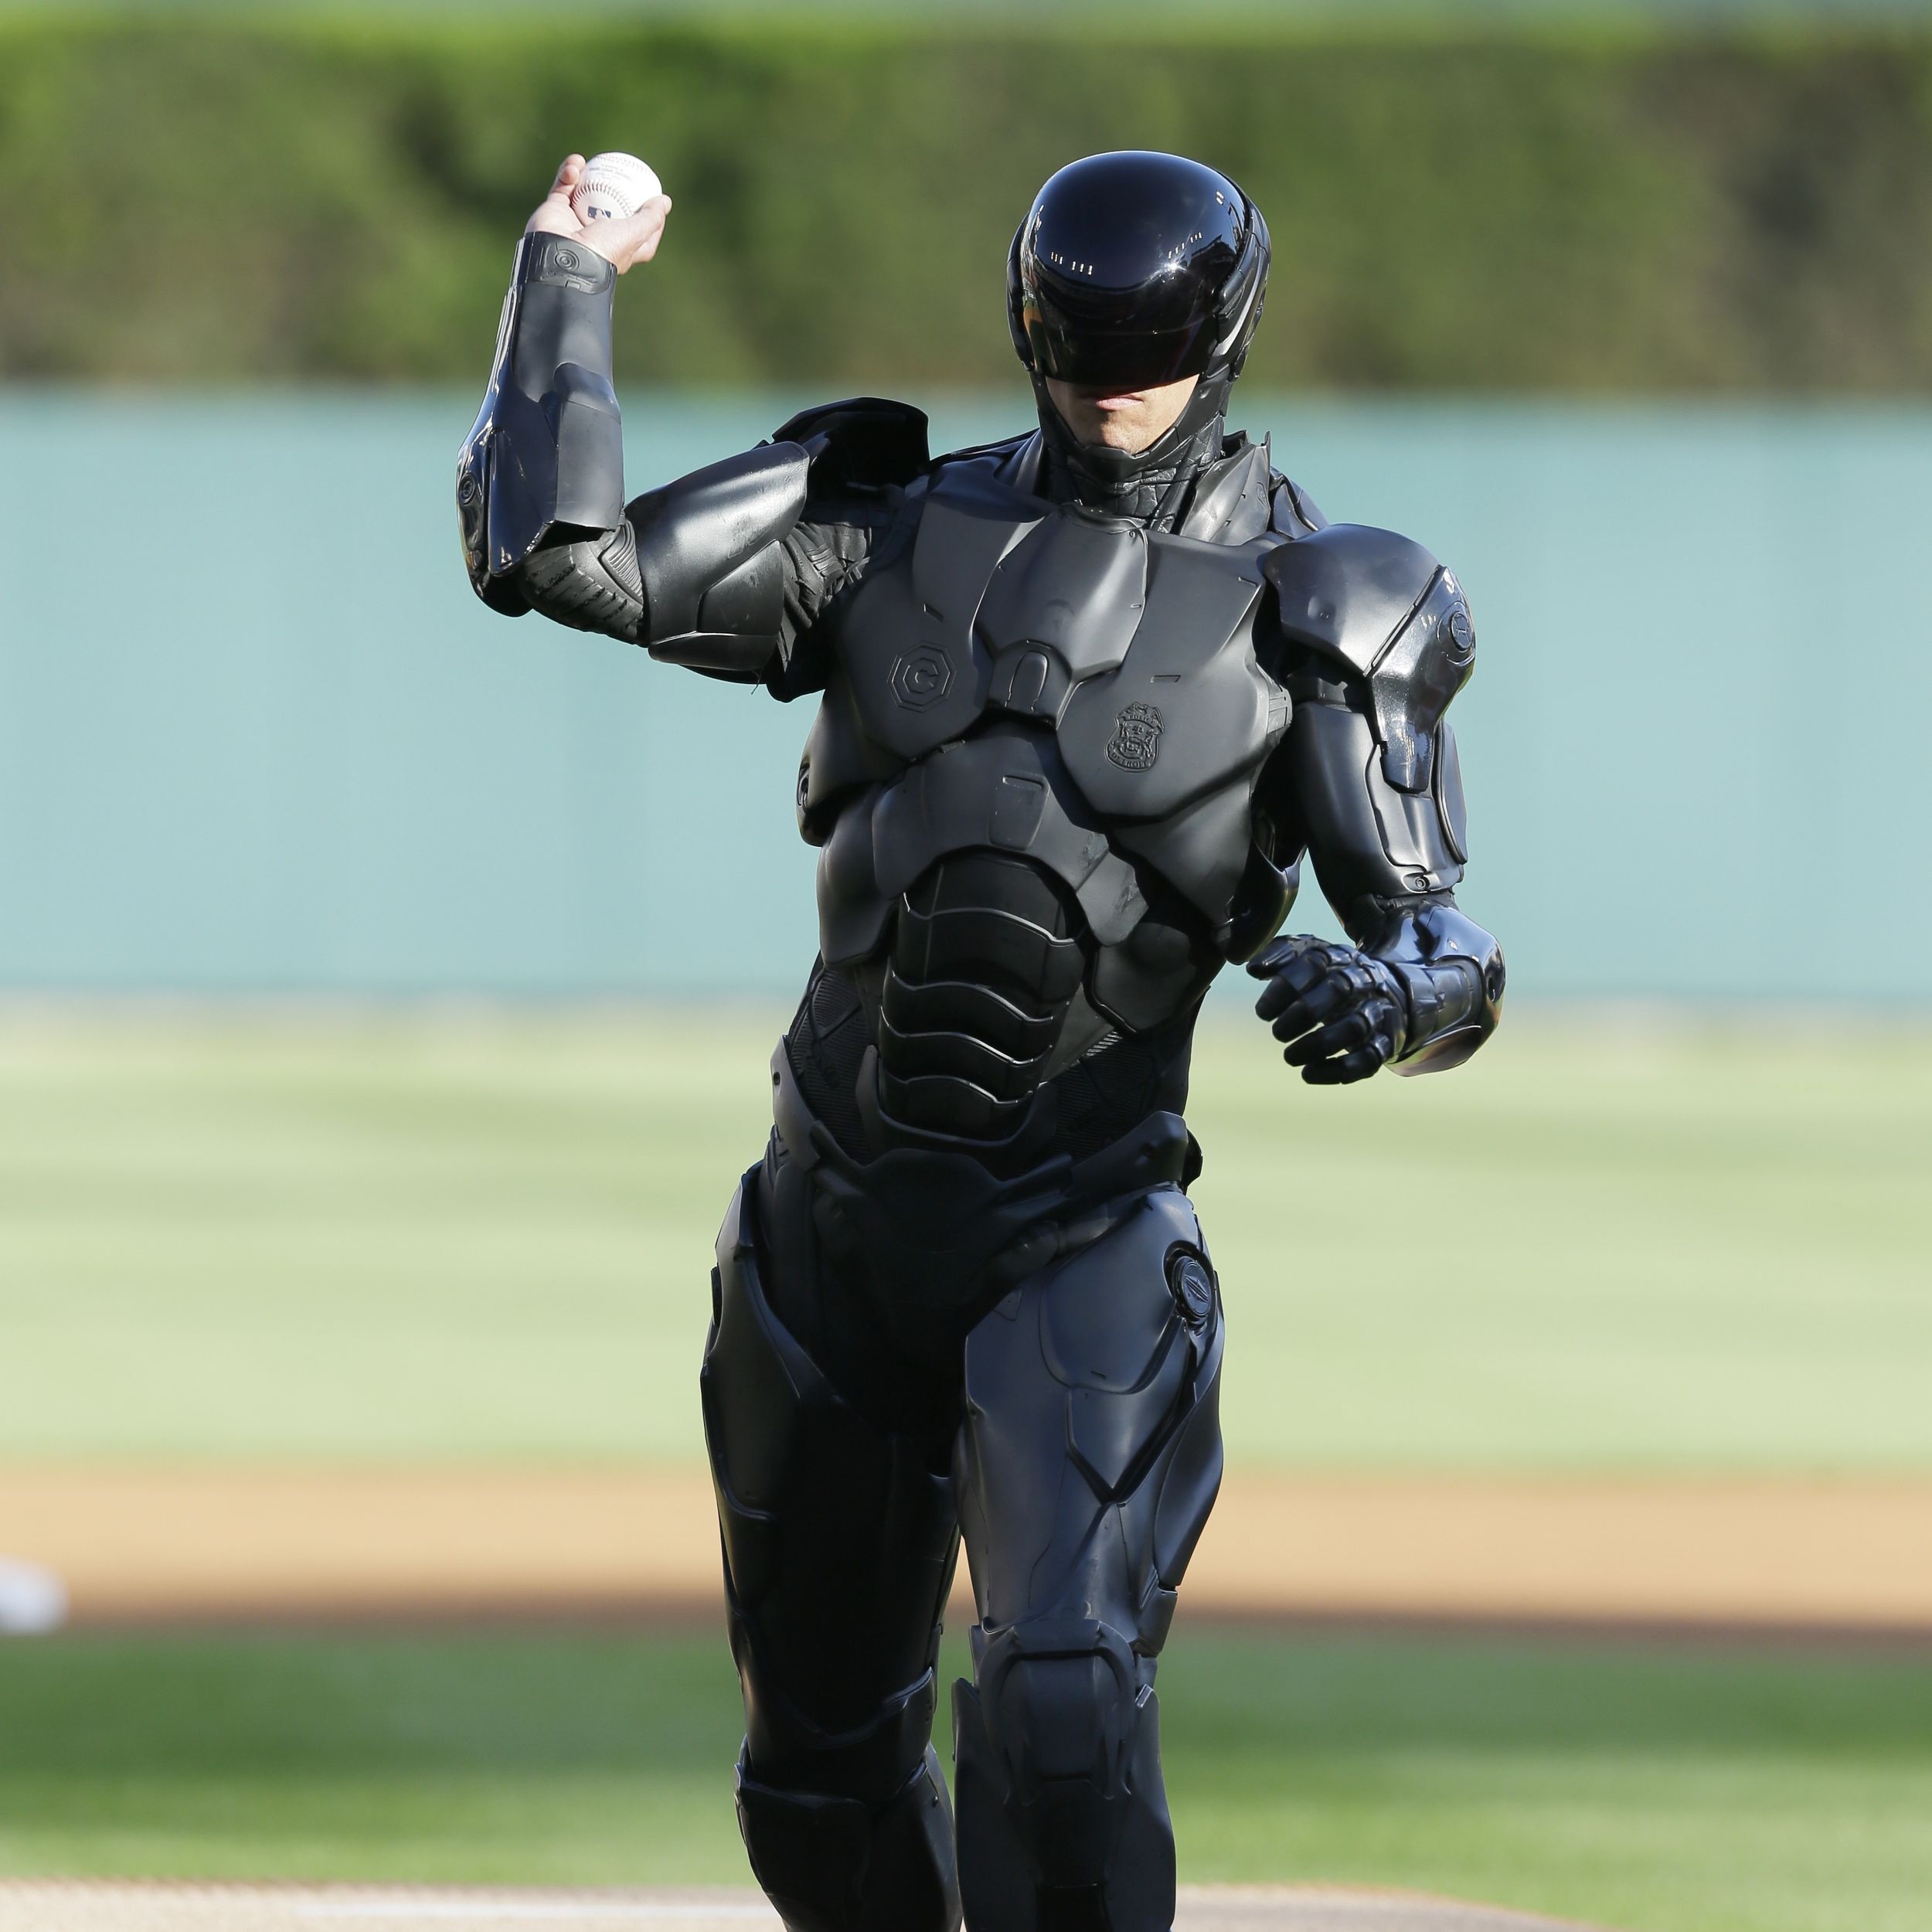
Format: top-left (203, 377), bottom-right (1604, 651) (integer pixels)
top-left (294, 1908), bottom-right (774, 1925)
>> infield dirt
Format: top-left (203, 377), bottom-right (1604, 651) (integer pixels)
top-left (4, 1468), bottom-right (1928, 1635)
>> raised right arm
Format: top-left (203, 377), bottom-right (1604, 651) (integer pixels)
top-left (456, 159), bottom-right (923, 689)
top-left (457, 224), bottom-right (820, 679)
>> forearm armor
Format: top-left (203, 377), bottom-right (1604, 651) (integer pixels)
top-left (457, 233), bottom-right (627, 614)
top-left (1349, 893), bottom-right (1504, 1074)
top-left (456, 233), bottom-right (809, 674)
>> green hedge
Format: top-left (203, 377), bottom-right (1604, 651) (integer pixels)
top-left (2, 16), bottom-right (1930, 389)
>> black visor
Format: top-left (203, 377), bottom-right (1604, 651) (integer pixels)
top-left (1022, 311), bottom-right (1220, 389)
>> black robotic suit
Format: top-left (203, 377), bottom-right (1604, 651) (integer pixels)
top-left (457, 152), bottom-right (1503, 1932)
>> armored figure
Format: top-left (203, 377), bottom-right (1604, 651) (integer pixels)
top-left (459, 150), bottom-right (1503, 1932)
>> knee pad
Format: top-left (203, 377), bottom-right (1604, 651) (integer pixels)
top-left (952, 1620), bottom-right (1175, 1932)
top-left (735, 1645), bottom-right (943, 1807)
top-left (736, 1743), bottom-right (961, 1932)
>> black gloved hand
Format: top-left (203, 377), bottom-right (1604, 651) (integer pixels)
top-left (1247, 934), bottom-right (1409, 1086)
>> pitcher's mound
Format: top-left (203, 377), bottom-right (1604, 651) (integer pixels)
top-left (0, 1882), bottom-right (1604, 1931)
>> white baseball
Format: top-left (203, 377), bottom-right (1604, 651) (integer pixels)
top-left (570, 151), bottom-right (664, 223)
top-left (0, 1557), bottom-right (66, 1634)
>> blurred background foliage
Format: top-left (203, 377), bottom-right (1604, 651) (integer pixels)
top-left (4, 9), bottom-right (1932, 389)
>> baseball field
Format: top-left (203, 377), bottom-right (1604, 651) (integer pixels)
top-left (2, 1007), bottom-right (1929, 1932)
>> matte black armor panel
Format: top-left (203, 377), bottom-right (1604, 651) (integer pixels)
top-left (638, 400), bottom-right (927, 676)
top-left (872, 732), bottom-right (1147, 942)
top-left (699, 1107), bottom-right (1218, 1932)
top-left (702, 1166), bottom-right (964, 1931)
top-left (1281, 699), bottom-right (1464, 903)
top-left (1256, 523), bottom-right (1503, 1073)
top-left (774, 397), bottom-right (933, 494)
top-left (457, 233), bottom-right (626, 614)
top-left (629, 442), bottom-right (811, 675)
top-left (1267, 522), bottom-right (1477, 794)
top-left (879, 854), bottom-right (1087, 1145)
top-left (458, 259), bottom-right (924, 677)
top-left (807, 457), bottom-right (1294, 1060)
top-left (952, 1185), bottom-right (1224, 1932)
top-left (1054, 541), bottom-right (1277, 821)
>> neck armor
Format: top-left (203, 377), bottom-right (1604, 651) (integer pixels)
top-left (1032, 368), bottom-right (1234, 528)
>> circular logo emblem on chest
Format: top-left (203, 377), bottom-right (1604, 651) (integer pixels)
top-left (891, 644), bottom-right (953, 711)
top-left (1106, 701), bottom-right (1163, 771)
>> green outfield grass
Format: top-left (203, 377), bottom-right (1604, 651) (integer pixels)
top-left (1, 1006), bottom-right (1927, 1471)
top-left (2, 1628), bottom-right (1930, 1932)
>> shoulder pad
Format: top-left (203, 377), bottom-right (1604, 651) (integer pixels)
top-left (1264, 522), bottom-right (1440, 672)
top-left (770, 396), bottom-right (930, 493)
top-left (1265, 522), bottom-right (1475, 795)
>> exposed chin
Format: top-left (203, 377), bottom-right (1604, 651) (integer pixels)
top-left (1071, 412), bottom-right (1150, 454)
top-left (1043, 383), bottom-right (1159, 456)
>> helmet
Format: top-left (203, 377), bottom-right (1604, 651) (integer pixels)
top-left (1008, 151), bottom-right (1270, 392)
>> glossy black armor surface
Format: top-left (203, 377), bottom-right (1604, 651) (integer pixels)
top-left (460, 152), bottom-right (1502, 1932)
top-left (1009, 151), bottom-right (1269, 392)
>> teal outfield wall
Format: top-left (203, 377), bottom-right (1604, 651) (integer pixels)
top-left (1, 391), bottom-right (1927, 1001)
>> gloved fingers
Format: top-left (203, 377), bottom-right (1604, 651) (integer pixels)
top-left (1281, 1009), bottom-right (1372, 1066)
top-left (1252, 947), bottom-right (1335, 1020)
top-left (1267, 975), bottom-right (1356, 1041)
top-left (1270, 954), bottom-right (1396, 1035)
top-left (1301, 1043), bottom-right (1391, 1085)
top-left (1255, 973), bottom-right (1308, 1022)
top-left (1247, 933), bottom-right (1323, 981)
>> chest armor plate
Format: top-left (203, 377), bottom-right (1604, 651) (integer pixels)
top-left (801, 461), bottom-right (1292, 981)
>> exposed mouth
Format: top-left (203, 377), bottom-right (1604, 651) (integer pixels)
top-left (1080, 389), bottom-right (1142, 410)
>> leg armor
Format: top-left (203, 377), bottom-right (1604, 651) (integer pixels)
top-left (702, 1151), bottom-right (964, 1932)
top-left (951, 1185), bottom-right (1225, 1932)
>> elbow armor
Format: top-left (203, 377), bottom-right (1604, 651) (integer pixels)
top-left (521, 442), bottom-right (811, 672)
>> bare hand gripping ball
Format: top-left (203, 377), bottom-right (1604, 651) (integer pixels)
top-left (570, 151), bottom-right (664, 222)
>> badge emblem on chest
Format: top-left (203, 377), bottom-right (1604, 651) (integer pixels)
top-left (1106, 701), bottom-right (1163, 771)
top-left (890, 645), bottom-right (953, 711)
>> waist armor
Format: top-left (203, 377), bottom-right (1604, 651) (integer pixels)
top-left (794, 451), bottom-right (1299, 1156)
